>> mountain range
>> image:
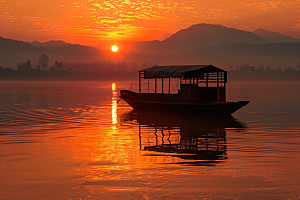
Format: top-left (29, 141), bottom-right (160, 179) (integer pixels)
top-left (1, 23), bottom-right (300, 70)
top-left (130, 24), bottom-right (268, 54)
top-left (27, 40), bottom-right (69, 48)
top-left (253, 28), bottom-right (300, 43)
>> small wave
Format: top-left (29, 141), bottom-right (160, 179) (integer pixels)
top-left (0, 106), bottom-right (81, 127)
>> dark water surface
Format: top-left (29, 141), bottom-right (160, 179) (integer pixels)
top-left (0, 81), bottom-right (299, 200)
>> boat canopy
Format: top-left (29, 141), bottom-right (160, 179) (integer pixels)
top-left (140, 65), bottom-right (227, 79)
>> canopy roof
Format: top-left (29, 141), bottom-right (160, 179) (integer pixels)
top-left (140, 65), bottom-right (227, 79)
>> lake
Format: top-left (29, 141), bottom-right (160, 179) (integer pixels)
top-left (0, 81), bottom-right (299, 200)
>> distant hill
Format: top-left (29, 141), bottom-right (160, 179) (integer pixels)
top-left (27, 40), bottom-right (70, 48)
top-left (129, 24), bottom-right (268, 54)
top-left (197, 42), bottom-right (300, 57)
top-left (253, 28), bottom-right (300, 43)
top-left (0, 36), bottom-right (106, 67)
top-left (161, 24), bottom-right (268, 52)
top-left (1, 22), bottom-right (300, 71)
top-left (192, 42), bottom-right (300, 67)
top-left (0, 36), bottom-right (37, 52)
top-left (0, 36), bottom-right (39, 67)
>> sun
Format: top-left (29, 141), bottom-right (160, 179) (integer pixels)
top-left (111, 45), bottom-right (118, 52)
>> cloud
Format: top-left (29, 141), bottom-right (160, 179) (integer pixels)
top-left (1, 0), bottom-right (300, 44)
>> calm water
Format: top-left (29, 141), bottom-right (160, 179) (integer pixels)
top-left (0, 81), bottom-right (299, 200)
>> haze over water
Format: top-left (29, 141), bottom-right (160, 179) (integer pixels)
top-left (0, 81), bottom-right (299, 200)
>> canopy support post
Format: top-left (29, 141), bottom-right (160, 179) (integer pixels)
top-left (190, 78), bottom-right (192, 102)
top-left (148, 79), bottom-right (149, 93)
top-left (155, 78), bottom-right (157, 93)
top-left (139, 71), bottom-right (141, 93)
top-left (206, 73), bottom-right (209, 87)
top-left (224, 72), bottom-right (227, 101)
top-left (169, 77), bottom-right (171, 94)
top-left (162, 78), bottom-right (164, 94)
top-left (217, 72), bottom-right (219, 101)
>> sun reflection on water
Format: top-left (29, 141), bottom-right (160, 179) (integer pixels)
top-left (111, 83), bottom-right (117, 128)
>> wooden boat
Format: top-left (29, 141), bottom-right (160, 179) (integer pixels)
top-left (120, 65), bottom-right (249, 115)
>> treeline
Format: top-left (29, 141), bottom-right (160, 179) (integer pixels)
top-left (0, 53), bottom-right (152, 80)
top-left (0, 53), bottom-right (155, 72)
top-left (228, 64), bottom-right (300, 81)
top-left (0, 54), bottom-right (69, 72)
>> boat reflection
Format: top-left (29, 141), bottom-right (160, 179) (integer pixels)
top-left (121, 110), bottom-right (246, 166)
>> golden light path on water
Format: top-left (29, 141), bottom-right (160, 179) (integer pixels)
top-left (0, 81), bottom-right (299, 199)
top-left (111, 83), bottom-right (118, 127)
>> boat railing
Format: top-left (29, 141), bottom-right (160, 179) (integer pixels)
top-left (138, 93), bottom-right (178, 102)
top-left (130, 82), bottom-right (149, 92)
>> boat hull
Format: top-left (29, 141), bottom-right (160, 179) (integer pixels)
top-left (120, 90), bottom-right (249, 115)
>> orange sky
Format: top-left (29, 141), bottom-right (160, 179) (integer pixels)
top-left (1, 0), bottom-right (300, 46)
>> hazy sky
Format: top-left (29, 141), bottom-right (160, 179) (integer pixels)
top-left (1, 0), bottom-right (300, 46)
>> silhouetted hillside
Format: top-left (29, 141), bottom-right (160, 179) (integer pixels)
top-left (0, 35), bottom-right (224, 69)
top-left (161, 24), bottom-right (267, 52)
top-left (1, 23), bottom-right (300, 72)
top-left (253, 28), bottom-right (300, 43)
top-left (193, 42), bottom-right (300, 67)
top-left (129, 24), bottom-right (268, 54)
top-left (44, 45), bottom-right (105, 61)
top-left (27, 40), bottom-right (69, 48)
top-left (0, 37), bottom-right (107, 67)
top-left (198, 42), bottom-right (300, 57)
top-left (0, 36), bottom-right (38, 52)
top-left (0, 37), bottom-right (40, 67)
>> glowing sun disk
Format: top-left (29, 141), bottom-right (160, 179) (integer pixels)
top-left (112, 45), bottom-right (118, 52)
